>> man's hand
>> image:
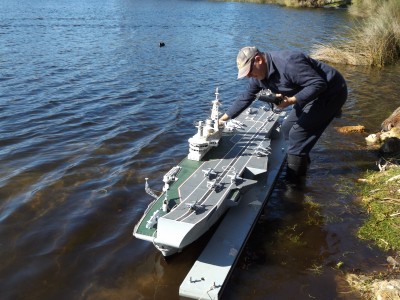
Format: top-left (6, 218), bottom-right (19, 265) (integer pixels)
top-left (276, 94), bottom-right (296, 109)
top-left (218, 113), bottom-right (230, 126)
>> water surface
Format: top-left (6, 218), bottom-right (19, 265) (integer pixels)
top-left (1, 0), bottom-right (399, 299)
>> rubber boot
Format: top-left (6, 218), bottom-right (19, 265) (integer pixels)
top-left (286, 154), bottom-right (309, 182)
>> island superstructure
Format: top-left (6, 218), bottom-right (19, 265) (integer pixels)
top-left (188, 88), bottom-right (222, 161)
top-left (133, 88), bottom-right (281, 256)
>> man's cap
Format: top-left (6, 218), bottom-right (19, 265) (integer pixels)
top-left (236, 46), bottom-right (259, 79)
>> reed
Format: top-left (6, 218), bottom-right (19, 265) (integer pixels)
top-left (311, 0), bottom-right (400, 66)
top-left (348, 0), bottom-right (386, 17)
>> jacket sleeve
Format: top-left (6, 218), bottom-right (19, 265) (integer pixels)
top-left (226, 79), bottom-right (261, 119)
top-left (284, 53), bottom-right (327, 107)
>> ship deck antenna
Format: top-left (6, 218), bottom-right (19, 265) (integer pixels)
top-left (211, 87), bottom-right (221, 127)
top-left (145, 177), bottom-right (159, 199)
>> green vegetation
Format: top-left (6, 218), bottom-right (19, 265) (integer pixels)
top-left (357, 162), bottom-right (400, 251)
top-left (275, 224), bottom-right (307, 247)
top-left (345, 158), bottom-right (400, 298)
top-left (311, 0), bottom-right (400, 66)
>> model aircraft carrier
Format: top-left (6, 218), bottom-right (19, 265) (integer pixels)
top-left (133, 88), bottom-right (282, 256)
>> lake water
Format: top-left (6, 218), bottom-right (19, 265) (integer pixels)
top-left (1, 0), bottom-right (399, 299)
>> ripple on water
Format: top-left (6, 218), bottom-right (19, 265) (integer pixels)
top-left (1, 1), bottom-right (400, 300)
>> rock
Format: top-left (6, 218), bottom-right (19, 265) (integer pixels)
top-left (346, 274), bottom-right (400, 300)
top-left (382, 106), bottom-right (400, 131)
top-left (365, 109), bottom-right (400, 154)
top-left (387, 256), bottom-right (399, 268)
top-left (366, 133), bottom-right (379, 145)
top-left (366, 128), bottom-right (400, 143)
top-left (371, 280), bottom-right (400, 300)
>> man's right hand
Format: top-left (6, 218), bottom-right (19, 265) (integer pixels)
top-left (218, 113), bottom-right (230, 126)
top-left (276, 95), bottom-right (296, 109)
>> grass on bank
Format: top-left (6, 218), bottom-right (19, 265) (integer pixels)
top-left (213, 0), bottom-right (350, 8)
top-left (348, 0), bottom-right (387, 17)
top-left (311, 0), bottom-right (400, 66)
top-left (357, 161), bottom-right (400, 251)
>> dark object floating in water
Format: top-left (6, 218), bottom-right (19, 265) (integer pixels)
top-left (159, 42), bottom-right (165, 47)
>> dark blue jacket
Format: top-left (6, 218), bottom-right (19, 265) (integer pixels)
top-left (226, 51), bottom-right (346, 119)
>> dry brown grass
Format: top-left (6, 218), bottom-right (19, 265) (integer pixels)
top-left (213, 0), bottom-right (349, 7)
top-left (311, 0), bottom-right (400, 66)
top-left (348, 0), bottom-right (386, 17)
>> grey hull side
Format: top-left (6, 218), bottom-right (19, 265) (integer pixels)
top-left (179, 111), bottom-right (288, 299)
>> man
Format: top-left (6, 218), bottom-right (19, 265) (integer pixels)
top-left (219, 46), bottom-right (348, 178)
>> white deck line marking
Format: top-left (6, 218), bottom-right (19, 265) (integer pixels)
top-left (181, 110), bottom-right (265, 204)
top-left (179, 110), bottom-right (276, 222)
top-left (178, 110), bottom-right (273, 222)
top-left (177, 161), bottom-right (207, 201)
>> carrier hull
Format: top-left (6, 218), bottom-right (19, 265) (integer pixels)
top-left (133, 90), bottom-right (281, 256)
